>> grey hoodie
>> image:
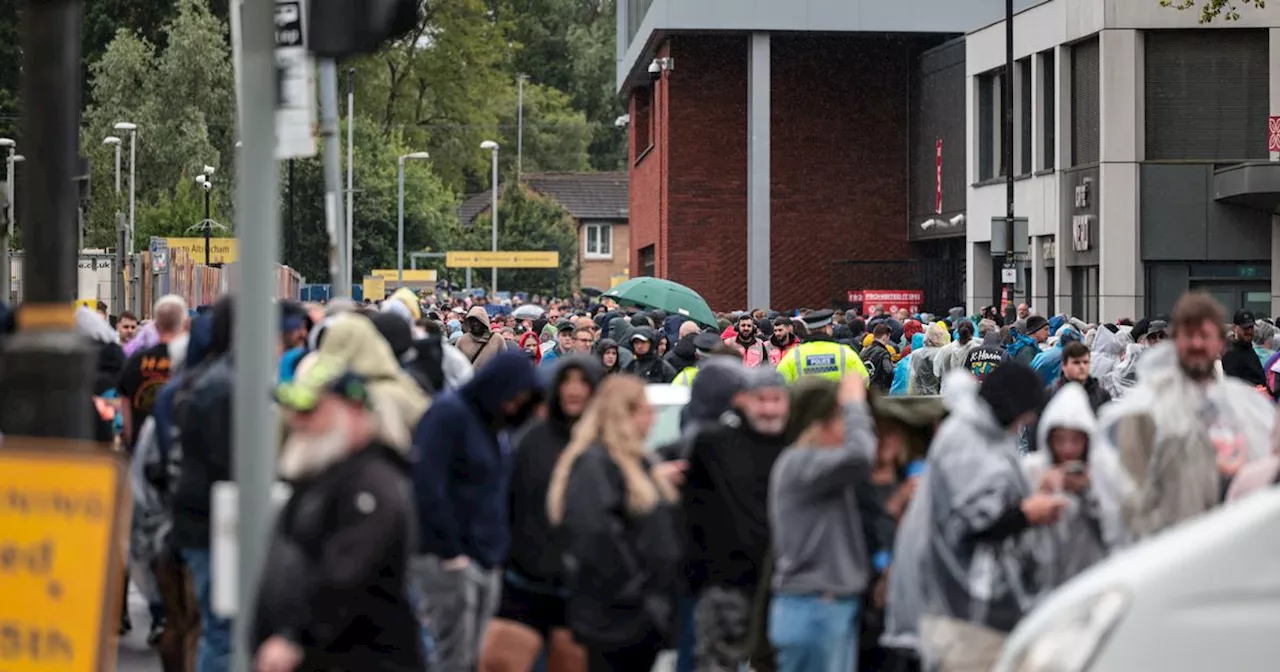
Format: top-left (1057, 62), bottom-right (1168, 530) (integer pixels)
top-left (768, 400), bottom-right (877, 597)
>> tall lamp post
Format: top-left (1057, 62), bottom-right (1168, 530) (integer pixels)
top-left (195, 165), bottom-right (216, 265)
top-left (103, 135), bottom-right (124, 310)
top-left (113, 121), bottom-right (138, 253)
top-left (480, 140), bottom-right (500, 294)
top-left (396, 151), bottom-right (430, 289)
top-left (0, 137), bottom-right (15, 303)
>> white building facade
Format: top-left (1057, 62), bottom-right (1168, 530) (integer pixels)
top-left (966, 0), bottom-right (1280, 321)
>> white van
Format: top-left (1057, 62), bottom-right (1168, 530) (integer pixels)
top-left (995, 488), bottom-right (1280, 672)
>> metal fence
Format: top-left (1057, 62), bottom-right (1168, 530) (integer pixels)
top-left (828, 258), bottom-right (966, 315)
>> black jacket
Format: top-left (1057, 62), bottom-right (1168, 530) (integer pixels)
top-left (560, 445), bottom-right (682, 649)
top-left (253, 444), bottom-right (424, 672)
top-left (665, 334), bottom-right (699, 372)
top-left (861, 340), bottom-right (895, 391)
top-left (683, 412), bottom-right (788, 593)
top-left (1222, 339), bottom-right (1266, 388)
top-left (171, 356), bottom-right (234, 550)
top-left (507, 357), bottom-right (604, 591)
top-left (625, 341), bottom-right (678, 384)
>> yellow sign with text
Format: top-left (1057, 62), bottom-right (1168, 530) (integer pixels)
top-left (0, 444), bottom-right (128, 672)
top-left (371, 269), bottom-right (438, 283)
top-left (164, 237), bottom-right (239, 265)
top-left (446, 251), bottom-right (560, 269)
top-left (362, 275), bottom-right (386, 301)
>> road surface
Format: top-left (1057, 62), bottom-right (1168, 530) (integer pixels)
top-left (116, 584), bottom-right (161, 672)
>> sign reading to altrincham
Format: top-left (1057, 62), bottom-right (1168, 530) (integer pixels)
top-left (445, 251), bottom-right (560, 269)
top-left (0, 444), bottom-right (129, 672)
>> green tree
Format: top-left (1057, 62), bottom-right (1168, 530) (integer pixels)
top-left (81, 0), bottom-right (234, 248)
top-left (1159, 0), bottom-right (1267, 21)
top-left (281, 117), bottom-right (460, 285)
top-left (496, 83), bottom-right (593, 173)
top-left (463, 185), bottom-right (578, 295)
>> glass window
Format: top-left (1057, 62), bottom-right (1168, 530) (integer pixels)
top-left (584, 224), bottom-right (612, 259)
top-left (1019, 58), bottom-right (1032, 175)
top-left (1042, 50), bottom-right (1055, 171)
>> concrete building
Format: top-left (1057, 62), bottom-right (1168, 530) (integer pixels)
top-left (617, 0), bottom-right (1040, 311)
top-left (966, 0), bottom-right (1280, 321)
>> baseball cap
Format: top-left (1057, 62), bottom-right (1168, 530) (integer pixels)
top-left (1233, 309), bottom-right (1256, 327)
top-left (274, 354), bottom-right (370, 413)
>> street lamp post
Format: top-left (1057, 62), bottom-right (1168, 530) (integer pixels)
top-left (195, 165), bottom-right (216, 265)
top-left (397, 152), bottom-right (430, 289)
top-left (103, 135), bottom-right (124, 310)
top-left (0, 137), bottom-right (14, 303)
top-left (114, 121), bottom-right (138, 253)
top-left (481, 140), bottom-right (499, 294)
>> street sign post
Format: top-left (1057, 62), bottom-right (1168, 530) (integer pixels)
top-left (274, 0), bottom-right (317, 159)
top-left (0, 444), bottom-right (129, 672)
top-left (445, 251), bottom-right (559, 269)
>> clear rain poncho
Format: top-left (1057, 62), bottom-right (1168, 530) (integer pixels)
top-left (1089, 327), bottom-right (1130, 382)
top-left (881, 372), bottom-right (1045, 665)
top-left (1096, 342), bottom-right (1275, 543)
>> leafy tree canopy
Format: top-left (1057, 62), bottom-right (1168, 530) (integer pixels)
top-left (1159, 0), bottom-right (1268, 22)
top-left (460, 185), bottom-right (579, 296)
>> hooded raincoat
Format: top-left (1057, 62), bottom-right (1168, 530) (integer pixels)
top-left (1021, 384), bottom-right (1125, 589)
top-left (318, 315), bottom-right (430, 452)
top-left (1089, 327), bottom-right (1129, 381)
top-left (457, 305), bottom-right (507, 369)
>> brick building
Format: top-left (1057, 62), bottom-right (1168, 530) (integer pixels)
top-left (617, 0), bottom-right (1040, 312)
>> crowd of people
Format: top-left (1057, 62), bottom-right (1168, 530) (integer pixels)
top-left (3, 285), bottom-right (1279, 672)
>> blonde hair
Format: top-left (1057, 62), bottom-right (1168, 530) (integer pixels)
top-left (547, 375), bottom-right (676, 526)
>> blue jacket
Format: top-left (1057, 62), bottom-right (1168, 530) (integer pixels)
top-left (411, 351), bottom-right (541, 567)
top-left (1030, 329), bottom-right (1082, 388)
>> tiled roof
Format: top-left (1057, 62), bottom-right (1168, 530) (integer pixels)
top-left (455, 171), bottom-right (628, 225)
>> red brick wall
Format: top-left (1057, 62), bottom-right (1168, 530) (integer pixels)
top-left (769, 35), bottom-right (914, 310)
top-left (627, 34), bottom-right (919, 312)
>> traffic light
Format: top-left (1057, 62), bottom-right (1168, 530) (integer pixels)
top-left (307, 0), bottom-right (419, 58)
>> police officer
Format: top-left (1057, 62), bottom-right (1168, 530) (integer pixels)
top-left (776, 309), bottom-right (869, 384)
top-left (674, 332), bottom-right (739, 386)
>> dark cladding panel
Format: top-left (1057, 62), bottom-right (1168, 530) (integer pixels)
top-left (909, 37), bottom-right (967, 240)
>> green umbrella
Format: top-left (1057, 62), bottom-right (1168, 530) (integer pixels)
top-left (603, 277), bottom-right (718, 328)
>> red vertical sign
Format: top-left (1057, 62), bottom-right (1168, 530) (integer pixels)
top-left (1269, 116), bottom-right (1280, 153)
top-left (935, 139), bottom-right (943, 214)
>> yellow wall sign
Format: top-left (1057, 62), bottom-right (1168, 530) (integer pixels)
top-left (362, 275), bottom-right (386, 301)
top-left (371, 269), bottom-right (438, 283)
top-left (164, 237), bottom-right (240, 265)
top-left (0, 445), bottom-right (128, 672)
top-left (445, 251), bottom-right (560, 269)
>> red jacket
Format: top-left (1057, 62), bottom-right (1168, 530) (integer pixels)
top-left (724, 337), bottom-right (770, 367)
top-left (766, 337), bottom-right (799, 366)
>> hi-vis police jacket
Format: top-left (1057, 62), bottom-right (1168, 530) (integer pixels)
top-left (775, 334), bottom-right (869, 384)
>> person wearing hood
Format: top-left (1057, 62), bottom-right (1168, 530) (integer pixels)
top-left (253, 357), bottom-right (424, 672)
top-left (318, 314), bottom-right (430, 451)
top-left (519, 331), bottom-right (543, 364)
top-left (667, 321), bottom-right (703, 372)
top-left (1030, 325), bottom-right (1084, 388)
top-left (411, 351), bottom-right (542, 672)
top-left (908, 323), bottom-right (950, 396)
top-left (1089, 324), bottom-right (1129, 381)
top-left (624, 327), bottom-right (678, 384)
top-left (458, 305), bottom-right (508, 370)
top-left (595, 338), bottom-right (623, 375)
top-left (607, 315), bottom-right (633, 345)
top-left (664, 314), bottom-right (688, 347)
top-left (1008, 315), bottom-right (1049, 367)
top-left (480, 357), bottom-right (604, 672)
top-left (1020, 383), bottom-right (1124, 590)
top-left (905, 364), bottom-right (1063, 668)
top-left (684, 367), bottom-right (791, 672)
top-left (889, 333), bottom-right (923, 396)
top-left (72, 305), bottom-right (126, 442)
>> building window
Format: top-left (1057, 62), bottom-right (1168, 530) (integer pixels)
top-left (639, 244), bottom-right (655, 278)
top-left (584, 223), bottom-right (612, 259)
top-left (1019, 57), bottom-right (1032, 175)
top-left (1071, 37), bottom-right (1100, 166)
top-left (633, 87), bottom-right (653, 160)
top-left (1071, 265), bottom-right (1099, 324)
top-left (1042, 50), bottom-right (1056, 171)
top-left (1144, 29), bottom-right (1269, 161)
top-left (978, 70), bottom-right (1006, 181)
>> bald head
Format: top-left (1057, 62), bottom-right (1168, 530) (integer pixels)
top-left (679, 320), bottom-right (699, 338)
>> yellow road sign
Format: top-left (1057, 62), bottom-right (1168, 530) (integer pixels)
top-left (164, 237), bottom-right (239, 265)
top-left (0, 442), bottom-right (129, 672)
top-left (371, 269), bottom-right (438, 282)
top-left (361, 275), bottom-right (386, 301)
top-left (445, 251), bottom-right (559, 269)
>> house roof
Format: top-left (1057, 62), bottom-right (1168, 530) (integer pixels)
top-left (456, 171), bottom-right (629, 225)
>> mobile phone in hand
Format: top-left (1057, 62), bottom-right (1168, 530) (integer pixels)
top-left (1063, 460), bottom-right (1086, 475)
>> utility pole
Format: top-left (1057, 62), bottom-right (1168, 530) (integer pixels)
top-left (517, 73), bottom-right (527, 182)
top-left (0, 140), bottom-right (15, 305)
top-left (231, 0), bottom-right (280, 669)
top-left (345, 68), bottom-right (354, 284)
top-left (319, 59), bottom-right (348, 296)
top-left (0, 0), bottom-right (98, 439)
top-left (1003, 0), bottom-right (1017, 325)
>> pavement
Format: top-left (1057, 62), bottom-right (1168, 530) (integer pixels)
top-left (116, 584), bottom-right (162, 672)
